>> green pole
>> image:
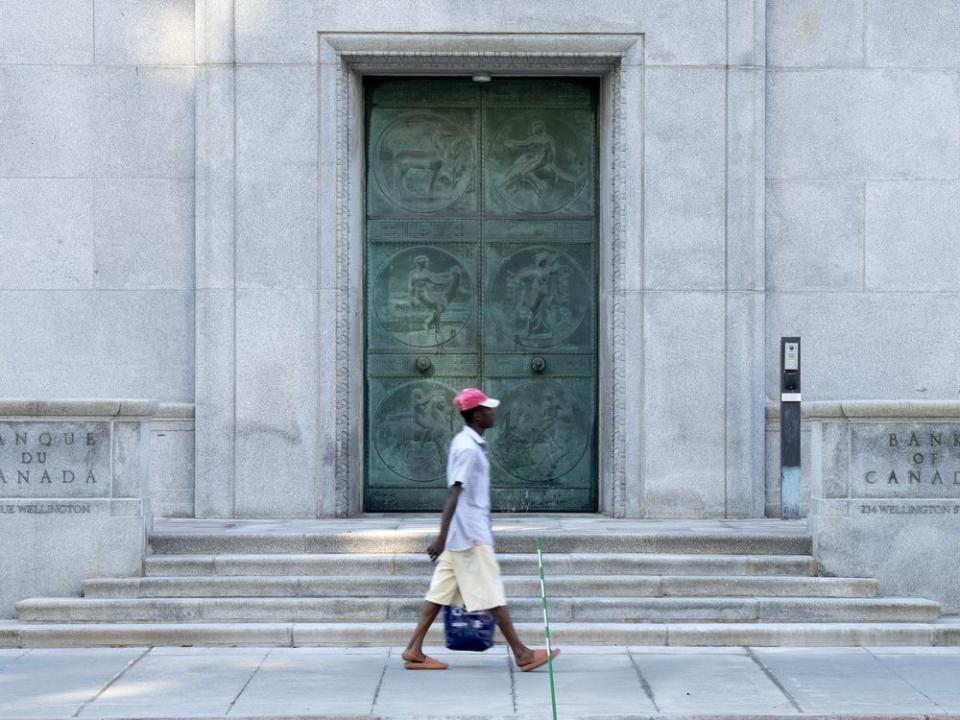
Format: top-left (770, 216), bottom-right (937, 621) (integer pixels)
top-left (536, 536), bottom-right (559, 720)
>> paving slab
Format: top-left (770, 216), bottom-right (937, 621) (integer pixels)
top-left (79, 648), bottom-right (269, 718)
top-left (751, 647), bottom-right (944, 714)
top-left (629, 652), bottom-right (795, 714)
top-left (373, 648), bottom-right (513, 717)
top-left (229, 648), bottom-right (389, 716)
top-left (0, 647), bottom-right (145, 718)
top-left (868, 647), bottom-right (960, 712)
top-left (1, 646), bottom-right (960, 718)
top-left (514, 651), bottom-right (656, 716)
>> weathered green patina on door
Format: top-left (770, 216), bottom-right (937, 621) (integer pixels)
top-left (364, 77), bottom-right (597, 512)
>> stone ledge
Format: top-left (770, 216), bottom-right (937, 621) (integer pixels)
top-left (766, 400), bottom-right (960, 421)
top-left (3, 621), bottom-right (956, 648)
top-left (0, 400), bottom-right (195, 419)
top-left (156, 402), bottom-right (196, 419)
top-left (321, 32), bottom-right (644, 66)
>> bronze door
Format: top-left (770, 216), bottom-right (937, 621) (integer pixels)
top-left (364, 77), bottom-right (597, 512)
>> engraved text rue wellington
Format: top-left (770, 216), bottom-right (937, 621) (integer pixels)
top-left (365, 78), bottom-right (598, 512)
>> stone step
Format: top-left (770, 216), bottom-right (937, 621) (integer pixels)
top-left (148, 530), bottom-right (812, 556)
top-left (3, 620), bottom-right (958, 648)
top-left (82, 574), bottom-right (878, 599)
top-left (143, 553), bottom-right (818, 577)
top-left (16, 596), bottom-right (939, 624)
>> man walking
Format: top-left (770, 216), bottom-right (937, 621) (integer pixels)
top-left (402, 387), bottom-right (560, 672)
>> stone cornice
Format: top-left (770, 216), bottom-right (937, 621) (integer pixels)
top-left (766, 400), bottom-right (960, 421)
top-left (0, 400), bottom-right (196, 419)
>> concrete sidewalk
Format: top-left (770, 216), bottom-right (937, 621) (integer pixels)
top-left (2, 646), bottom-right (960, 719)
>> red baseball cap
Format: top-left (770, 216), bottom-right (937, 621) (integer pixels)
top-left (453, 388), bottom-right (500, 412)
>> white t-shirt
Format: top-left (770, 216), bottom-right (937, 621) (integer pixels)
top-left (445, 425), bottom-right (494, 551)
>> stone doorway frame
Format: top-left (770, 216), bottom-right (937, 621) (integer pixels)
top-left (316, 33), bottom-right (644, 516)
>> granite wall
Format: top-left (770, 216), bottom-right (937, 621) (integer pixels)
top-left (0, 0), bottom-right (196, 402)
top-left (765, 0), bottom-right (960, 402)
top-left (191, 0), bottom-right (769, 519)
top-left (3, 1), bottom-right (958, 519)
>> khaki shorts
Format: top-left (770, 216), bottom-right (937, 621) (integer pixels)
top-left (424, 544), bottom-right (507, 612)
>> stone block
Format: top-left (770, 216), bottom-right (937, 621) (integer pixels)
top-left (0, 290), bottom-right (194, 401)
top-left (149, 424), bottom-right (195, 517)
top-left (235, 291), bottom-right (320, 518)
top-left (239, 1), bottom-right (720, 65)
top-left (315, 64), bottom-right (339, 293)
top-left (642, 293), bottom-right (726, 517)
top-left (813, 498), bottom-right (960, 613)
top-left (727, 0), bottom-right (764, 67)
top-left (236, 66), bottom-right (317, 169)
top-left (0, 179), bottom-right (95, 290)
top-left (0, 421), bottom-right (111, 498)
top-left (767, 70), bottom-right (960, 180)
top-left (619, 65), bottom-right (644, 293)
top-left (94, 179), bottom-right (195, 290)
top-left (866, 181), bottom-right (960, 291)
top-left (236, 0), bottom-right (318, 63)
top-left (196, 67), bottom-right (236, 291)
top-left (816, 420), bottom-right (850, 498)
top-left (235, 66), bottom-right (317, 290)
top-left (111, 421), bottom-right (146, 498)
top-left (766, 182), bottom-right (864, 290)
top-left (621, 291), bottom-right (644, 518)
top-left (640, 0), bottom-right (726, 66)
top-left (726, 68), bottom-right (765, 291)
top-left (94, 67), bottom-right (195, 179)
top-left (866, 0), bottom-right (960, 68)
top-left (0, 67), bottom-right (96, 177)
top-left (196, 0), bottom-right (234, 64)
top-left (0, 0), bottom-right (93, 64)
top-left (765, 292), bottom-right (960, 400)
top-left (194, 290), bottom-right (236, 518)
top-left (849, 422), bottom-right (960, 498)
top-left (0, 500), bottom-right (145, 617)
top-left (94, 0), bottom-right (195, 65)
top-left (767, 0), bottom-right (864, 67)
top-left (315, 288), bottom-right (339, 518)
top-left (644, 68), bottom-right (726, 289)
top-left (726, 292), bottom-right (765, 517)
top-left (236, 166), bottom-right (318, 290)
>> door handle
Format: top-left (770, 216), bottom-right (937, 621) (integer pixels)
top-left (415, 356), bottom-right (433, 373)
top-left (530, 356), bottom-right (546, 374)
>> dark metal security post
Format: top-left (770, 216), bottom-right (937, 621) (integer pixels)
top-left (780, 337), bottom-right (801, 519)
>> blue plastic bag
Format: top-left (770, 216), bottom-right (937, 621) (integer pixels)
top-left (443, 605), bottom-right (495, 652)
